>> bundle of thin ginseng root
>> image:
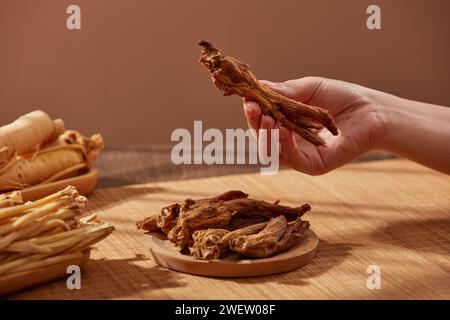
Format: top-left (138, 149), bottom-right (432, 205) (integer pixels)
top-left (137, 191), bottom-right (311, 259)
top-left (0, 186), bottom-right (114, 278)
top-left (0, 110), bottom-right (103, 192)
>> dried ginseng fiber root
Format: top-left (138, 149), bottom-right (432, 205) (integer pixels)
top-left (0, 191), bottom-right (23, 209)
top-left (229, 216), bottom-right (310, 258)
top-left (198, 41), bottom-right (338, 146)
top-left (0, 110), bottom-right (65, 168)
top-left (0, 186), bottom-right (114, 277)
top-left (0, 185), bottom-right (78, 221)
top-left (0, 131), bottom-right (103, 192)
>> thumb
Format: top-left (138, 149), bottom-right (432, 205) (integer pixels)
top-left (260, 77), bottom-right (323, 104)
top-left (259, 80), bottom-right (293, 96)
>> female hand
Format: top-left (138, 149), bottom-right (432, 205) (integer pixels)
top-left (243, 77), bottom-right (385, 175)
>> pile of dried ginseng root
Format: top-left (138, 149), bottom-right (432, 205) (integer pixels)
top-left (0, 110), bottom-right (103, 192)
top-left (0, 186), bottom-right (114, 279)
top-left (137, 191), bottom-right (311, 259)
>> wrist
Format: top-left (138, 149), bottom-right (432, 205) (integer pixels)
top-left (369, 91), bottom-right (434, 153)
top-left (358, 88), bottom-right (392, 151)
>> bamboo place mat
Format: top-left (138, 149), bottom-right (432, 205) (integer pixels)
top-left (9, 159), bottom-right (450, 299)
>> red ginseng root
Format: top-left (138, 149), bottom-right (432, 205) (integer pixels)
top-left (198, 41), bottom-right (338, 146)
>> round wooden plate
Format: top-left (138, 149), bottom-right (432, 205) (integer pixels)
top-left (146, 229), bottom-right (319, 277)
top-left (15, 169), bottom-right (99, 202)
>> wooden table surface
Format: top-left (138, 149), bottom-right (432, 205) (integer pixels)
top-left (9, 159), bottom-right (450, 299)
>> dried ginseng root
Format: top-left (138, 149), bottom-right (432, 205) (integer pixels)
top-left (136, 214), bottom-right (159, 232)
top-left (192, 221), bottom-right (269, 260)
top-left (192, 229), bottom-right (229, 260)
top-left (0, 130), bottom-right (103, 191)
top-left (137, 190), bottom-right (311, 252)
top-left (229, 216), bottom-right (310, 259)
top-left (198, 41), bottom-right (338, 146)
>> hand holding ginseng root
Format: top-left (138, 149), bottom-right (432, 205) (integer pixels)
top-left (243, 77), bottom-right (383, 175)
top-left (244, 77), bottom-right (450, 175)
top-left (0, 110), bottom-right (103, 191)
top-left (0, 186), bottom-right (114, 278)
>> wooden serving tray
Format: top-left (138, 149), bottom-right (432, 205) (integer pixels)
top-left (147, 230), bottom-right (319, 277)
top-left (0, 249), bottom-right (90, 296)
top-left (12, 169), bottom-right (99, 202)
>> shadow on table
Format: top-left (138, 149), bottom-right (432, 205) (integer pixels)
top-left (230, 240), bottom-right (355, 287)
top-left (308, 201), bottom-right (441, 219)
top-left (78, 254), bottom-right (185, 299)
top-left (81, 241), bottom-right (352, 298)
top-left (8, 254), bottom-right (185, 300)
top-left (87, 185), bottom-right (166, 212)
top-left (339, 164), bottom-right (434, 175)
top-left (369, 217), bottom-right (450, 255)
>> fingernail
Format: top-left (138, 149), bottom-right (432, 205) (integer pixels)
top-left (244, 101), bottom-right (259, 116)
top-left (262, 115), bottom-right (275, 129)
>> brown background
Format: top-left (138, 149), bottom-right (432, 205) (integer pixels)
top-left (1, 0), bottom-right (449, 148)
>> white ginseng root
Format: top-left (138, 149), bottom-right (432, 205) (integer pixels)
top-left (0, 131), bottom-right (103, 192)
top-left (0, 110), bottom-right (65, 168)
top-left (0, 148), bottom-right (84, 191)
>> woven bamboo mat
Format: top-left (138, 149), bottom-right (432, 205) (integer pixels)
top-left (9, 159), bottom-right (450, 299)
